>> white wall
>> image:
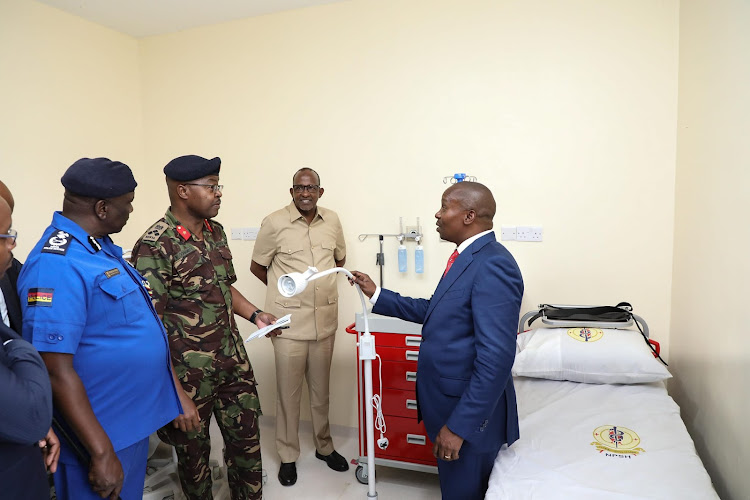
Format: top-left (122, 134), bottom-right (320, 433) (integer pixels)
top-left (0, 0), bottom-right (144, 252)
top-left (671, 1), bottom-right (750, 499)
top-left (138, 0), bottom-right (680, 429)
top-left (3, 0), bottom-right (705, 485)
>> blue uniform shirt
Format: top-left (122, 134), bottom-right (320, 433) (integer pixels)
top-left (19, 212), bottom-right (181, 458)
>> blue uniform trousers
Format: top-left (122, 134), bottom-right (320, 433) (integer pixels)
top-left (53, 437), bottom-right (148, 500)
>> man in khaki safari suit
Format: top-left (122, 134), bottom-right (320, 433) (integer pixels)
top-left (251, 167), bottom-right (348, 487)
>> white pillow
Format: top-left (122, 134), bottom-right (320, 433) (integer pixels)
top-left (512, 328), bottom-right (672, 384)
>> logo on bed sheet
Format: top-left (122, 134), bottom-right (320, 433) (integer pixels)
top-left (567, 328), bottom-right (603, 342)
top-left (27, 288), bottom-right (54, 307)
top-left (591, 425), bottom-right (644, 456)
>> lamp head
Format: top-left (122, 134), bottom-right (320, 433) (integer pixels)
top-left (277, 267), bottom-right (319, 297)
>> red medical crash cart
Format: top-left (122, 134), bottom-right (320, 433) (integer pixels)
top-left (346, 313), bottom-right (438, 484)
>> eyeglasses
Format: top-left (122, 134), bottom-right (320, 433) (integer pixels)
top-left (0, 228), bottom-right (17, 244)
top-left (184, 183), bottom-right (223, 193)
top-left (292, 184), bottom-right (320, 193)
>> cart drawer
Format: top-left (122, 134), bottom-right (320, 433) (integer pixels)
top-left (377, 346), bottom-right (421, 363)
top-left (375, 387), bottom-right (418, 418)
top-left (373, 331), bottom-right (423, 348)
top-left (372, 414), bottom-right (437, 465)
top-left (378, 360), bottom-right (418, 390)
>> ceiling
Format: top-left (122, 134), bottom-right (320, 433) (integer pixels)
top-left (35, 0), bottom-right (352, 38)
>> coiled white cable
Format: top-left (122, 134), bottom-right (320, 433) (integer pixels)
top-left (371, 354), bottom-right (387, 443)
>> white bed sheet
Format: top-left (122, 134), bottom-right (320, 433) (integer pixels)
top-left (486, 377), bottom-right (718, 499)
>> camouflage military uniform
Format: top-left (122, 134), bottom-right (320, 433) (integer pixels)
top-left (132, 210), bottom-right (262, 500)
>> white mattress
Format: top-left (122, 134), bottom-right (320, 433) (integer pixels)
top-left (486, 377), bottom-right (718, 499)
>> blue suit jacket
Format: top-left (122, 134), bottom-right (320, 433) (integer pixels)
top-left (0, 321), bottom-right (53, 500)
top-left (373, 232), bottom-right (523, 453)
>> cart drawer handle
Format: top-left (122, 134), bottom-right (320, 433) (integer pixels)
top-left (405, 371), bottom-right (417, 382)
top-left (404, 336), bottom-right (422, 347)
top-left (405, 351), bottom-right (419, 361)
top-left (406, 434), bottom-right (427, 445)
top-left (406, 399), bottom-right (418, 411)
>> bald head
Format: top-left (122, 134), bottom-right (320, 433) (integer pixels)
top-left (0, 180), bottom-right (14, 213)
top-left (0, 197), bottom-right (13, 278)
top-left (435, 181), bottom-right (496, 244)
top-left (446, 181), bottom-right (496, 226)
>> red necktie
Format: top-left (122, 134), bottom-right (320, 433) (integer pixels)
top-left (443, 249), bottom-right (459, 277)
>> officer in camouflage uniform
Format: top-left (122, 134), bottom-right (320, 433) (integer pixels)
top-left (132, 155), bottom-right (280, 500)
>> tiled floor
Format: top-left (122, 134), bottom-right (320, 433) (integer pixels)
top-left (150, 415), bottom-right (442, 499)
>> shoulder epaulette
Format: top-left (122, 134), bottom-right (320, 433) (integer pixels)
top-left (142, 221), bottom-right (169, 243)
top-left (41, 230), bottom-right (72, 256)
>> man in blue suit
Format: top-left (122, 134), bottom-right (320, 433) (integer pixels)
top-left (351, 181), bottom-right (523, 499)
top-left (0, 193), bottom-right (56, 500)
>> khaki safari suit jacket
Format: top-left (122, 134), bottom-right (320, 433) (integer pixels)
top-left (252, 202), bottom-right (345, 341)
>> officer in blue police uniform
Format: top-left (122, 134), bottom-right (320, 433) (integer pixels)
top-left (19, 158), bottom-right (183, 500)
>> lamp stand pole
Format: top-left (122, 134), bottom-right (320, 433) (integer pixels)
top-left (297, 268), bottom-right (378, 498)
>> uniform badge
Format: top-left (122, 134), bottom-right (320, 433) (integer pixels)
top-left (42, 231), bottom-right (71, 255)
top-left (143, 221), bottom-right (168, 243)
top-left (142, 279), bottom-right (154, 298)
top-left (27, 288), bottom-right (54, 307)
top-left (104, 268), bottom-right (121, 278)
top-left (176, 225), bottom-right (191, 241)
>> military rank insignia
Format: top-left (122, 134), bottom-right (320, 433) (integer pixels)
top-left (42, 231), bottom-right (71, 255)
top-left (143, 222), bottom-right (168, 243)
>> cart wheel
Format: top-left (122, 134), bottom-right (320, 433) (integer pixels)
top-left (355, 465), bottom-right (368, 484)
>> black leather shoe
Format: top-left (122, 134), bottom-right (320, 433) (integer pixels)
top-left (278, 462), bottom-right (297, 486)
top-left (315, 450), bottom-right (349, 472)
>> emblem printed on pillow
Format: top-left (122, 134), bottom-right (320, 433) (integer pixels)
top-left (567, 327), bottom-right (604, 342)
top-left (591, 425), bottom-right (645, 456)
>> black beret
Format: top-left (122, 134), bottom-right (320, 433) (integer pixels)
top-left (163, 155), bottom-right (221, 181)
top-left (61, 157), bottom-right (137, 199)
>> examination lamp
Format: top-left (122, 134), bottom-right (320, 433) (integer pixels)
top-left (277, 267), bottom-right (379, 499)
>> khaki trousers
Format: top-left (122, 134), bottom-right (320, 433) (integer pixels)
top-left (271, 334), bottom-right (336, 463)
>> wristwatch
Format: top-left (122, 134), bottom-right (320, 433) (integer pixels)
top-left (250, 309), bottom-right (263, 324)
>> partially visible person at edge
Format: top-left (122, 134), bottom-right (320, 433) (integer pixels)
top-left (350, 181), bottom-right (523, 500)
top-left (132, 154), bottom-right (280, 500)
top-left (0, 180), bottom-right (23, 335)
top-left (18, 158), bottom-right (182, 499)
top-left (0, 180), bottom-right (60, 499)
top-left (0, 192), bottom-right (59, 499)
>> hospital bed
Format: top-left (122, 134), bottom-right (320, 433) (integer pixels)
top-left (485, 304), bottom-right (719, 499)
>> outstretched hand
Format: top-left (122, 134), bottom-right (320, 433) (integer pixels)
top-left (349, 271), bottom-right (377, 298)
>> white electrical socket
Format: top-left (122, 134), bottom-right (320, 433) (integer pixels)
top-left (500, 226), bottom-right (517, 241)
top-left (517, 226), bottom-right (543, 242)
top-left (242, 227), bottom-right (260, 241)
top-left (231, 228), bottom-right (242, 240)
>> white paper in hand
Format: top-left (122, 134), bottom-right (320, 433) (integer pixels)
top-left (245, 314), bottom-right (291, 342)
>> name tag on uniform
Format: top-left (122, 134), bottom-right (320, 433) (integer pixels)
top-left (104, 268), bottom-right (121, 278)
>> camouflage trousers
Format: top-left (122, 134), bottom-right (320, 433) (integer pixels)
top-left (159, 356), bottom-right (262, 500)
